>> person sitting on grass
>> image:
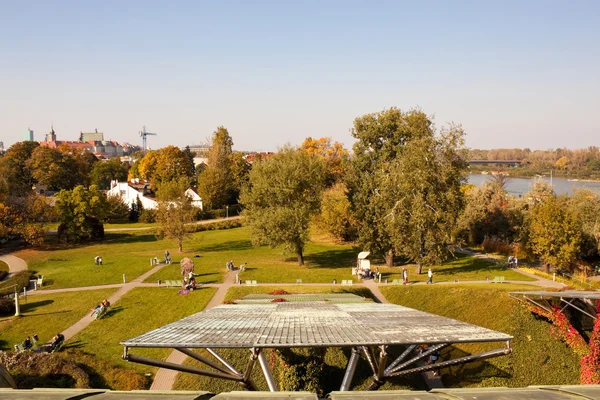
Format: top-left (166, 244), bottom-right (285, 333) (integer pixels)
top-left (22, 336), bottom-right (32, 350)
top-left (91, 299), bottom-right (110, 317)
top-left (51, 333), bottom-right (65, 352)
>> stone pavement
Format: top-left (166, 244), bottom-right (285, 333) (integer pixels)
top-left (0, 254), bottom-right (28, 281)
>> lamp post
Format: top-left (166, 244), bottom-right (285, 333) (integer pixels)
top-left (14, 288), bottom-right (21, 317)
top-left (226, 205), bottom-right (229, 219)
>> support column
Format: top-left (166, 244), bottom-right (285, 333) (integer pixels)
top-left (258, 349), bottom-right (278, 392)
top-left (340, 347), bottom-right (361, 391)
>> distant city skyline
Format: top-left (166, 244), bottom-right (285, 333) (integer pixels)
top-left (1, 0), bottom-right (598, 152)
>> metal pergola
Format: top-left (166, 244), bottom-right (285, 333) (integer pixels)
top-left (122, 297), bottom-right (512, 392)
top-left (510, 290), bottom-right (600, 321)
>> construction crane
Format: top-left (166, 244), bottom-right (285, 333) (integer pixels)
top-left (139, 125), bottom-right (158, 151)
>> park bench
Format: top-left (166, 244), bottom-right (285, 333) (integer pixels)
top-left (245, 280), bottom-right (257, 286)
top-left (341, 280), bottom-right (353, 286)
top-left (165, 280), bottom-right (183, 288)
top-left (13, 343), bottom-right (24, 352)
top-left (37, 275), bottom-right (44, 287)
top-left (296, 279), bottom-right (303, 284)
top-left (492, 276), bottom-right (505, 283)
top-left (392, 279), bottom-right (402, 285)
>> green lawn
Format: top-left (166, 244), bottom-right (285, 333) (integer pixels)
top-left (16, 231), bottom-right (225, 289)
top-left (380, 284), bottom-right (580, 388)
top-left (0, 260), bottom-right (8, 272)
top-left (67, 286), bottom-right (217, 374)
top-left (379, 253), bottom-right (536, 283)
top-left (0, 288), bottom-right (118, 351)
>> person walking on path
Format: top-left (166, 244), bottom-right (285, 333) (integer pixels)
top-left (402, 268), bottom-right (408, 285)
top-left (427, 268), bottom-right (433, 284)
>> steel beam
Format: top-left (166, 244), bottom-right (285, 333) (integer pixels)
top-left (239, 348), bottom-right (260, 391)
top-left (361, 346), bottom-right (378, 375)
top-left (176, 347), bottom-right (241, 377)
top-left (340, 347), bottom-right (361, 391)
top-left (206, 347), bottom-right (243, 376)
top-left (388, 343), bottom-right (449, 375)
top-left (561, 298), bottom-right (597, 320)
top-left (366, 345), bottom-right (388, 391)
top-left (386, 346), bottom-right (512, 378)
top-left (258, 349), bottom-right (278, 392)
top-left (384, 344), bottom-right (416, 374)
top-left (124, 353), bottom-right (242, 381)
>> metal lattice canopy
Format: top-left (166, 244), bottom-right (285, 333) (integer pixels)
top-left (510, 290), bottom-right (600, 320)
top-left (122, 296), bottom-right (512, 393)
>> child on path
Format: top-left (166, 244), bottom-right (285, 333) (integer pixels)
top-left (427, 268), bottom-right (433, 284)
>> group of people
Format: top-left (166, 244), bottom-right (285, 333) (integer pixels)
top-left (507, 256), bottom-right (518, 268)
top-left (226, 260), bottom-right (246, 271)
top-left (94, 256), bottom-right (103, 266)
top-left (91, 299), bottom-right (110, 318)
top-left (164, 250), bottom-right (172, 264)
top-left (17, 333), bottom-right (63, 353)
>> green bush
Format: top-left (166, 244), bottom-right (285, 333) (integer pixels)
top-left (0, 271), bottom-right (32, 297)
top-left (138, 209), bottom-right (155, 223)
top-left (0, 297), bottom-right (15, 315)
top-left (193, 219), bottom-right (242, 232)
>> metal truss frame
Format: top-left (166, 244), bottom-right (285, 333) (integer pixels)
top-left (510, 293), bottom-right (598, 320)
top-left (123, 341), bottom-right (512, 392)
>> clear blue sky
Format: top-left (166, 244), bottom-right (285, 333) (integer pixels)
top-left (1, 0), bottom-right (598, 151)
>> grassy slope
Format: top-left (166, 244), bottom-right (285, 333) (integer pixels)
top-left (0, 288), bottom-right (118, 351)
top-left (67, 286), bottom-right (217, 374)
top-left (175, 285), bottom-right (427, 394)
top-left (380, 284), bottom-right (580, 387)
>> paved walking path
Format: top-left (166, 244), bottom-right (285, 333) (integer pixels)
top-left (150, 270), bottom-right (238, 391)
top-left (0, 254), bottom-right (27, 281)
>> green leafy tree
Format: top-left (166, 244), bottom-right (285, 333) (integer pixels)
top-left (90, 158), bottom-right (130, 189)
top-left (230, 152), bottom-right (251, 202)
top-left (105, 195), bottom-right (130, 223)
top-left (55, 185), bottom-right (108, 242)
top-left (528, 195), bottom-right (581, 272)
top-left (155, 178), bottom-right (196, 252)
top-left (153, 145), bottom-right (196, 187)
top-left (197, 126), bottom-right (234, 209)
top-left (348, 108), bottom-right (439, 266)
top-left (0, 141), bottom-right (40, 196)
top-left (316, 182), bottom-right (355, 241)
top-left (60, 145), bottom-right (98, 187)
top-left (28, 146), bottom-right (78, 191)
top-left (384, 124), bottom-right (468, 273)
top-left (240, 146), bottom-right (325, 265)
top-left (568, 189), bottom-right (600, 257)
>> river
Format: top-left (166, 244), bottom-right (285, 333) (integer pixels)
top-left (468, 174), bottom-right (600, 197)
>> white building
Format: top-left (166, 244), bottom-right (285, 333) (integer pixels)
top-left (107, 180), bottom-right (203, 210)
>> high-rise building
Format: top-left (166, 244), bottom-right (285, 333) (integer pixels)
top-left (23, 128), bottom-right (34, 141)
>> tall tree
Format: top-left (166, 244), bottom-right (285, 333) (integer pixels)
top-left (316, 182), bottom-right (355, 241)
top-left (240, 146), bottom-right (325, 265)
top-left (153, 145), bottom-right (196, 187)
top-left (28, 146), bottom-right (78, 191)
top-left (90, 158), bottom-right (130, 190)
top-left (301, 137), bottom-right (349, 185)
top-left (55, 185), bottom-right (108, 242)
top-left (0, 141), bottom-right (40, 196)
top-left (155, 177), bottom-right (196, 252)
top-left (230, 152), bottom-right (251, 202)
top-left (384, 125), bottom-right (468, 273)
top-left (348, 108), bottom-right (435, 266)
top-left (197, 126), bottom-right (234, 209)
top-left (137, 151), bottom-right (159, 181)
top-left (529, 195), bottom-right (581, 272)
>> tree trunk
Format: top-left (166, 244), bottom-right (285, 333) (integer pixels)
top-left (415, 263), bottom-right (422, 275)
top-left (297, 247), bottom-right (304, 266)
top-left (178, 238), bottom-right (183, 252)
top-left (385, 249), bottom-right (394, 267)
top-left (544, 263), bottom-right (550, 274)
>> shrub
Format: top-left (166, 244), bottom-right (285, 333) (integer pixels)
top-left (193, 219), bottom-right (242, 232)
top-left (0, 271), bottom-right (7, 281)
top-left (271, 298), bottom-right (287, 303)
top-left (0, 297), bottom-right (15, 315)
top-left (0, 351), bottom-right (90, 389)
top-left (138, 209), bottom-right (155, 223)
top-left (269, 290), bottom-right (289, 295)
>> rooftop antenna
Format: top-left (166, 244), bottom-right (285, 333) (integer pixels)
top-left (139, 125), bottom-right (158, 151)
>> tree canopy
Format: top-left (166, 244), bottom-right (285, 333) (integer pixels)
top-left (197, 126), bottom-right (234, 209)
top-left (240, 146), bottom-right (325, 265)
top-left (155, 177), bottom-right (196, 252)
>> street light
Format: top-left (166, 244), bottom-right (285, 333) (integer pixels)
top-left (226, 205), bottom-right (229, 219)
